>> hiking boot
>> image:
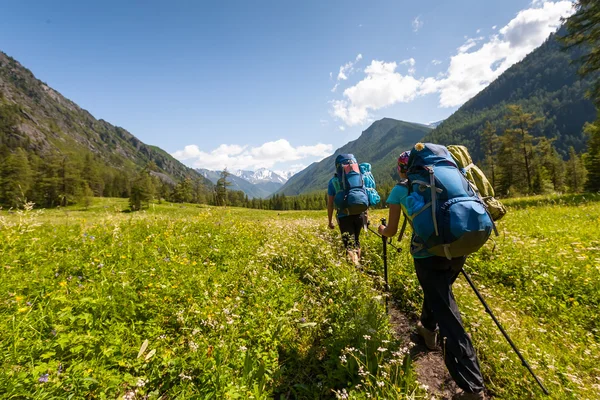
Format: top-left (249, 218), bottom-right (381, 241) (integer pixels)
top-left (416, 321), bottom-right (437, 350)
top-left (452, 390), bottom-right (486, 400)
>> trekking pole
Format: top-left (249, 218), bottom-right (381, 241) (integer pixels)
top-left (366, 222), bottom-right (402, 252)
top-left (381, 218), bottom-right (389, 293)
top-left (461, 268), bottom-right (550, 396)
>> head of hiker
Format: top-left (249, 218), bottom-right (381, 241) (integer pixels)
top-left (397, 150), bottom-right (410, 177)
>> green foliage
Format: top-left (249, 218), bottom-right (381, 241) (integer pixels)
top-left (129, 169), bottom-right (157, 211)
top-left (583, 117), bottom-right (600, 192)
top-left (566, 146), bottom-right (587, 193)
top-left (214, 170), bottom-right (232, 206)
top-left (0, 148), bottom-right (32, 208)
top-left (563, 0), bottom-right (600, 108)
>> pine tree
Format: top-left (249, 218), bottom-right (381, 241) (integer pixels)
top-left (0, 148), bottom-right (32, 208)
top-left (504, 105), bottom-right (543, 194)
top-left (566, 146), bottom-right (587, 193)
top-left (583, 118), bottom-right (600, 192)
top-left (480, 121), bottom-right (499, 189)
top-left (129, 170), bottom-right (156, 211)
top-left (563, 0), bottom-right (600, 108)
top-left (215, 170), bottom-right (232, 206)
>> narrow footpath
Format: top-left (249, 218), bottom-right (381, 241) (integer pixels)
top-left (388, 300), bottom-right (459, 400)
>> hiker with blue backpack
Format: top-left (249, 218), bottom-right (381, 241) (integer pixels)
top-left (378, 143), bottom-right (494, 400)
top-left (327, 154), bottom-right (380, 265)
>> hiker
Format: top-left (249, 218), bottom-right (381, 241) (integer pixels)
top-left (378, 146), bottom-right (487, 400)
top-left (327, 154), bottom-right (370, 265)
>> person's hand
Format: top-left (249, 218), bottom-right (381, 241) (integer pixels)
top-left (328, 221), bottom-right (335, 229)
top-left (378, 224), bottom-right (386, 236)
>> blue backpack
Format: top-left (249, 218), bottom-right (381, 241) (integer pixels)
top-left (332, 154), bottom-right (369, 215)
top-left (401, 143), bottom-right (496, 259)
top-left (359, 163), bottom-right (381, 206)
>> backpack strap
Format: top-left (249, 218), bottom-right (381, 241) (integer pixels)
top-left (332, 175), bottom-right (342, 193)
top-left (426, 166), bottom-right (440, 236)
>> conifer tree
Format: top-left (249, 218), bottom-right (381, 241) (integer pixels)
top-left (0, 148), bottom-right (32, 208)
top-left (503, 105), bottom-right (543, 194)
top-left (480, 121), bottom-right (499, 189)
top-left (564, 0), bottom-right (600, 108)
top-left (215, 170), bottom-right (232, 206)
top-left (566, 146), bottom-right (587, 193)
top-left (583, 118), bottom-right (600, 192)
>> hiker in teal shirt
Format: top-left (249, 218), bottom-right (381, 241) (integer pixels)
top-left (378, 150), bottom-right (486, 400)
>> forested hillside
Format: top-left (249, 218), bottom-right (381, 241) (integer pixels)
top-left (427, 27), bottom-right (597, 159)
top-left (277, 118), bottom-right (430, 195)
top-left (0, 51), bottom-right (211, 208)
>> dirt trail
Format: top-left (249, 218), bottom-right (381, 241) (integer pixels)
top-left (387, 300), bottom-right (459, 400)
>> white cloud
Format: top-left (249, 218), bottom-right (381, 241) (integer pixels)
top-left (337, 53), bottom-right (363, 81)
top-left (457, 36), bottom-right (484, 53)
top-left (476, 28), bottom-right (481, 33)
top-left (492, 25), bottom-right (497, 30)
top-left (400, 58), bottom-right (416, 75)
top-left (433, 0), bottom-right (574, 107)
top-left (339, 125), bottom-right (346, 131)
top-left (412, 16), bottom-right (423, 32)
top-left (329, 0), bottom-right (575, 124)
top-left (431, 59), bottom-right (442, 65)
top-left (172, 140), bottom-right (333, 171)
top-left (330, 60), bottom-right (422, 126)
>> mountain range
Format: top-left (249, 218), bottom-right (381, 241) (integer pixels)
top-left (1, 20), bottom-right (596, 202)
top-left (197, 168), bottom-right (289, 199)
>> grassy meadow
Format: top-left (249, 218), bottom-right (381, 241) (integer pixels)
top-left (0, 194), bottom-right (599, 399)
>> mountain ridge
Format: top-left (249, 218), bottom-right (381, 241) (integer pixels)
top-left (426, 26), bottom-right (596, 159)
top-left (0, 51), bottom-right (211, 190)
top-left (277, 118), bottom-right (431, 195)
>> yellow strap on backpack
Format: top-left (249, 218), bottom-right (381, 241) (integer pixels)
top-left (448, 145), bottom-right (507, 221)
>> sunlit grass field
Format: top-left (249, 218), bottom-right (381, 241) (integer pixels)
top-left (0, 194), bottom-right (599, 399)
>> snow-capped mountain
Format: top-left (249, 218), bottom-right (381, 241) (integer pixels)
top-left (233, 168), bottom-right (288, 184)
top-left (196, 168), bottom-right (287, 199)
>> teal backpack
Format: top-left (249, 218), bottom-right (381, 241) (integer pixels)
top-left (359, 163), bottom-right (380, 206)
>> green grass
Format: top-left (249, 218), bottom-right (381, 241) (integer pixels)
top-left (0, 194), bottom-right (598, 399)
top-left (0, 200), bottom-right (422, 399)
top-left (363, 195), bottom-right (600, 400)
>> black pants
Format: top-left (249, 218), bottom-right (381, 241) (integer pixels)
top-left (337, 214), bottom-right (363, 249)
top-left (414, 256), bottom-right (485, 394)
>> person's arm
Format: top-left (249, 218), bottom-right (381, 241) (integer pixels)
top-left (327, 195), bottom-right (335, 229)
top-left (378, 204), bottom-right (401, 237)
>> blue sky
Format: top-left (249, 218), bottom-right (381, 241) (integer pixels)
top-left (0, 0), bottom-right (574, 175)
